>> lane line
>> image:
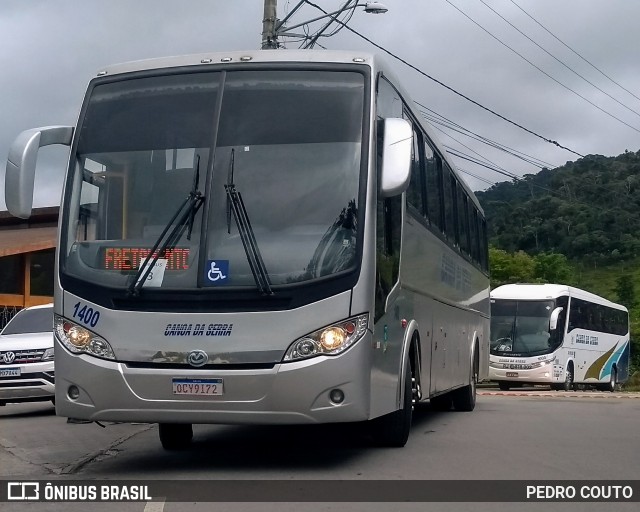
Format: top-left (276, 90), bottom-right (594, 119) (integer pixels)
top-left (144, 497), bottom-right (166, 512)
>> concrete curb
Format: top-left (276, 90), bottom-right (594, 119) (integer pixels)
top-left (479, 390), bottom-right (640, 398)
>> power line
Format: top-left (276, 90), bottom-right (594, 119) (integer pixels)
top-left (477, 0), bottom-right (640, 120)
top-left (443, 0), bottom-right (640, 135)
top-left (457, 167), bottom-right (496, 187)
top-left (301, 0), bottom-right (585, 158)
top-left (416, 101), bottom-right (555, 169)
top-left (509, 0), bottom-right (640, 105)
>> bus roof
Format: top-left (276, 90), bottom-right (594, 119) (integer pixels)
top-left (491, 283), bottom-right (627, 311)
top-left (96, 49), bottom-right (378, 77)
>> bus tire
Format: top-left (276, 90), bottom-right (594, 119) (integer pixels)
top-left (370, 356), bottom-right (413, 447)
top-left (453, 350), bottom-right (478, 412)
top-left (159, 423), bottom-right (193, 450)
top-left (604, 367), bottom-right (617, 392)
top-left (563, 363), bottom-right (574, 391)
top-left (498, 381), bottom-right (510, 391)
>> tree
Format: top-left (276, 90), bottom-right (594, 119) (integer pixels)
top-left (489, 247), bottom-right (535, 288)
top-left (533, 252), bottom-right (573, 284)
top-left (614, 274), bottom-right (636, 309)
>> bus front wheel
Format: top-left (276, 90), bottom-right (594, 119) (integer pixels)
top-left (159, 423), bottom-right (193, 451)
top-left (498, 381), bottom-right (510, 391)
top-left (563, 364), bottom-right (574, 391)
top-left (369, 357), bottom-right (413, 447)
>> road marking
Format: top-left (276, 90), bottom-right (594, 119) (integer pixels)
top-left (144, 497), bottom-right (166, 512)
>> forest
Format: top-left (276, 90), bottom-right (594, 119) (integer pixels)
top-left (476, 150), bottom-right (640, 263)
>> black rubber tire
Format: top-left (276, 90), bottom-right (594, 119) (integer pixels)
top-left (563, 364), bottom-right (574, 391)
top-left (453, 354), bottom-right (478, 412)
top-left (603, 367), bottom-right (617, 392)
top-left (159, 423), bottom-right (193, 451)
top-left (369, 357), bottom-right (413, 447)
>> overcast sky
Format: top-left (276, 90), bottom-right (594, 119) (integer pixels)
top-left (2, 0), bottom-right (640, 211)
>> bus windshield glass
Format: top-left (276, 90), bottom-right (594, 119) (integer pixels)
top-left (490, 299), bottom-right (559, 356)
top-left (61, 69), bottom-right (365, 291)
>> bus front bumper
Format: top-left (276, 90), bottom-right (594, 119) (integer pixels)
top-left (54, 335), bottom-right (372, 425)
top-left (489, 364), bottom-right (553, 384)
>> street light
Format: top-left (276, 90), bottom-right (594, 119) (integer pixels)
top-left (363, 2), bottom-right (388, 14)
top-left (264, 0), bottom-right (388, 49)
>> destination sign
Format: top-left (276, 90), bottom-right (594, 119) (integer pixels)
top-left (101, 247), bottom-right (190, 271)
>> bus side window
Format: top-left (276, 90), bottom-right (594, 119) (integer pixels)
top-left (375, 196), bottom-right (401, 322)
top-left (551, 296), bottom-right (568, 347)
top-left (425, 143), bottom-right (442, 231)
top-left (442, 163), bottom-right (456, 243)
top-left (406, 124), bottom-right (426, 217)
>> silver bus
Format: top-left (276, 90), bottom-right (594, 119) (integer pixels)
top-left (490, 284), bottom-right (629, 391)
top-left (5, 50), bottom-right (489, 449)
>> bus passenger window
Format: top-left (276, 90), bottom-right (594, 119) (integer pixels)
top-left (425, 143), bottom-right (442, 230)
top-left (375, 196), bottom-right (401, 322)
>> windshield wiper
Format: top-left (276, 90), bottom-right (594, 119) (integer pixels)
top-left (224, 149), bottom-right (273, 296)
top-left (127, 156), bottom-right (205, 296)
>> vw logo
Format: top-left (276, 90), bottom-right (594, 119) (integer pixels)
top-left (187, 350), bottom-right (208, 367)
top-left (2, 352), bottom-right (16, 364)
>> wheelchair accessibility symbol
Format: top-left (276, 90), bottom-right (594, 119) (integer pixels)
top-left (205, 260), bottom-right (229, 285)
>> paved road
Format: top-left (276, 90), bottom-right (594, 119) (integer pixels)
top-left (1, 390), bottom-right (639, 512)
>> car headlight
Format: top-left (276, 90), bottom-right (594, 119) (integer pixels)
top-left (283, 314), bottom-right (369, 362)
top-left (54, 315), bottom-right (115, 360)
top-left (42, 347), bottom-right (55, 361)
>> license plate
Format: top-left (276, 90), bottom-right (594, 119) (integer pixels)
top-left (506, 372), bottom-right (519, 378)
top-left (0, 368), bottom-right (20, 377)
top-left (172, 378), bottom-right (223, 396)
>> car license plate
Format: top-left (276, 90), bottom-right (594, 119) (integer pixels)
top-left (506, 372), bottom-right (519, 378)
top-left (172, 378), bottom-right (223, 396)
top-left (0, 367), bottom-right (20, 377)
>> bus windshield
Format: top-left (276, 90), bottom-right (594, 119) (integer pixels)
top-left (61, 69), bottom-right (365, 291)
top-left (490, 299), bottom-right (559, 356)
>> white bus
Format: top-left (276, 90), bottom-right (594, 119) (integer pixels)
top-left (5, 50), bottom-right (489, 449)
top-left (489, 284), bottom-right (630, 391)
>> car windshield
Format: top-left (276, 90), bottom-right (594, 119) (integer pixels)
top-left (61, 69), bottom-right (365, 292)
top-left (2, 307), bottom-right (53, 335)
top-left (490, 299), bottom-right (557, 356)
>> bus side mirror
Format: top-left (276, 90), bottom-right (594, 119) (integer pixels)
top-left (5, 125), bottom-right (73, 219)
top-left (380, 118), bottom-right (412, 197)
top-left (549, 307), bottom-right (563, 331)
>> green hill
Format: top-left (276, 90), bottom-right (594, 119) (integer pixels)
top-left (476, 150), bottom-right (640, 263)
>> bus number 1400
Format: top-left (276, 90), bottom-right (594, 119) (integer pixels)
top-left (72, 302), bottom-right (101, 328)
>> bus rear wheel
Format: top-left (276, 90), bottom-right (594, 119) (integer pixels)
top-left (602, 367), bottom-right (617, 392)
top-left (452, 353), bottom-right (478, 411)
top-left (159, 423), bottom-right (193, 450)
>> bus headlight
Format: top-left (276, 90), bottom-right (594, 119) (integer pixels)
top-left (283, 314), bottom-right (369, 362)
top-left (54, 315), bottom-right (115, 360)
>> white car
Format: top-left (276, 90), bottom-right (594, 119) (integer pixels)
top-left (0, 303), bottom-right (54, 406)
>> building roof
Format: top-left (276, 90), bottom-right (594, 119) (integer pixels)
top-left (0, 226), bottom-right (57, 257)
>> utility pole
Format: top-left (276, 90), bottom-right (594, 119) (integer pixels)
top-left (262, 0), bottom-right (278, 49)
